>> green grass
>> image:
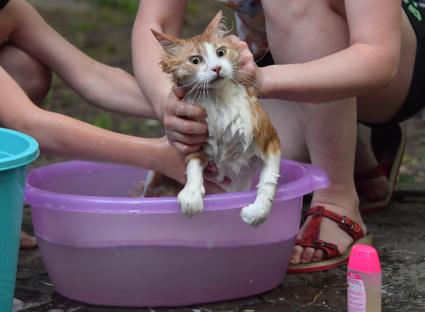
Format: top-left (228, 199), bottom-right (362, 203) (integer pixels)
top-left (93, 113), bottom-right (113, 130)
top-left (93, 0), bottom-right (139, 13)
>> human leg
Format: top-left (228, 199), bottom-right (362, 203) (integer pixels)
top-left (262, 0), bottom-right (417, 268)
top-left (0, 42), bottom-right (52, 105)
top-left (0, 42), bottom-right (52, 248)
top-left (262, 0), bottom-right (367, 267)
top-left (354, 9), bottom-right (416, 211)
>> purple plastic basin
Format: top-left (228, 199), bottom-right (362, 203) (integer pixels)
top-left (25, 160), bottom-right (329, 307)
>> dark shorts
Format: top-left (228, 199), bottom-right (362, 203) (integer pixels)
top-left (257, 1), bottom-right (425, 125)
top-left (395, 0), bottom-right (425, 123)
top-left (0, 0), bottom-right (9, 10)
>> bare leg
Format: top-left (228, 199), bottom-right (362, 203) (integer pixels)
top-left (0, 42), bottom-right (52, 105)
top-left (262, 1), bottom-right (416, 264)
top-left (354, 10), bottom-right (416, 202)
top-left (0, 42), bottom-right (52, 249)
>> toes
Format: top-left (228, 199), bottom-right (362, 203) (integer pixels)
top-left (290, 245), bottom-right (304, 264)
top-left (177, 188), bottom-right (204, 217)
top-left (301, 247), bottom-right (316, 264)
top-left (240, 203), bottom-right (270, 227)
top-left (313, 249), bottom-right (324, 262)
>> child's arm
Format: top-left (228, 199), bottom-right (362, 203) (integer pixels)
top-left (5, 0), bottom-right (156, 119)
top-left (0, 65), bottom-right (186, 183)
top-left (132, 0), bottom-right (207, 152)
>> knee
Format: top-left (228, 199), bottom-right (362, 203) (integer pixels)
top-left (0, 44), bottom-right (52, 105)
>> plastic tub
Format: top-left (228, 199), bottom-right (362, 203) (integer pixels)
top-left (0, 128), bottom-right (39, 311)
top-left (25, 160), bottom-right (329, 307)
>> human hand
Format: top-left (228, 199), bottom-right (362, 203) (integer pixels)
top-left (156, 136), bottom-right (187, 184)
top-left (226, 35), bottom-right (263, 91)
top-left (158, 137), bottom-right (226, 193)
top-left (162, 87), bottom-right (208, 153)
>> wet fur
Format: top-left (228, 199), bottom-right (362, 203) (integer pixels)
top-left (146, 11), bottom-right (281, 226)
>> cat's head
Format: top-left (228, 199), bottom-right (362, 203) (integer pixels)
top-left (152, 11), bottom-right (241, 91)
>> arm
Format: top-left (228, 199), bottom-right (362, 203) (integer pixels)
top-left (132, 0), bottom-right (207, 151)
top-left (259, 0), bottom-right (401, 103)
top-left (0, 65), bottom-right (186, 183)
top-left (6, 0), bottom-right (156, 118)
top-left (132, 0), bottom-right (187, 119)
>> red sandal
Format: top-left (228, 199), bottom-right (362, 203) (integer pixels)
top-left (356, 124), bottom-right (406, 214)
top-left (287, 206), bottom-right (372, 274)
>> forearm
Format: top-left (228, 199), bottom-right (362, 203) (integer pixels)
top-left (132, 0), bottom-right (187, 119)
top-left (27, 111), bottom-right (163, 169)
top-left (76, 63), bottom-right (157, 119)
top-left (8, 0), bottom-right (155, 119)
top-left (0, 67), bottom-right (161, 170)
top-left (260, 43), bottom-right (399, 103)
top-left (132, 28), bottom-right (169, 119)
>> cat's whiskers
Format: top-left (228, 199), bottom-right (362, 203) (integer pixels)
top-left (232, 71), bottom-right (260, 93)
top-left (183, 80), bottom-right (205, 118)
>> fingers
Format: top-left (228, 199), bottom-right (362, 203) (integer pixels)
top-left (164, 115), bottom-right (208, 135)
top-left (227, 35), bottom-right (251, 60)
top-left (169, 88), bottom-right (206, 120)
top-left (173, 141), bottom-right (202, 154)
top-left (167, 130), bottom-right (208, 145)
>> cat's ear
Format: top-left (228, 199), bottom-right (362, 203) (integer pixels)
top-left (203, 10), bottom-right (227, 38)
top-left (151, 29), bottom-right (181, 55)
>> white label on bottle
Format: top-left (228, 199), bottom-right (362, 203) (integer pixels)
top-left (348, 272), bottom-right (366, 312)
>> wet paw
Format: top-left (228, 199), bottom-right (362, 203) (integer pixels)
top-left (240, 203), bottom-right (270, 227)
top-left (178, 186), bottom-right (205, 217)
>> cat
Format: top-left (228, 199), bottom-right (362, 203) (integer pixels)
top-left (146, 10), bottom-right (281, 226)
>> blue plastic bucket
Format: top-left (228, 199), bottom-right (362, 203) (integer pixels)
top-left (0, 128), bottom-right (38, 311)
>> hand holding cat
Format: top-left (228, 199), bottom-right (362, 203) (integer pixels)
top-left (226, 35), bottom-right (263, 92)
top-left (158, 136), bottom-right (226, 193)
top-left (162, 87), bottom-right (209, 153)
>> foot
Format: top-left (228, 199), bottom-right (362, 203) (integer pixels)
top-left (356, 171), bottom-right (390, 205)
top-left (240, 201), bottom-right (271, 227)
top-left (178, 185), bottom-right (205, 217)
top-left (355, 124), bottom-right (405, 210)
top-left (20, 230), bottom-right (37, 249)
top-left (290, 203), bottom-right (367, 265)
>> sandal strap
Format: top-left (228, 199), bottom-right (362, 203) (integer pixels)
top-left (355, 161), bottom-right (392, 182)
top-left (296, 206), bottom-right (366, 260)
top-left (295, 238), bottom-right (340, 260)
top-left (303, 206), bottom-right (365, 240)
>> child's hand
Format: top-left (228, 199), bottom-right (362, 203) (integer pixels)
top-left (226, 35), bottom-right (263, 91)
top-left (159, 137), bottom-right (225, 193)
top-left (157, 136), bottom-right (188, 184)
top-left (161, 87), bottom-right (208, 153)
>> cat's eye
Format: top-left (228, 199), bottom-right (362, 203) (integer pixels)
top-left (189, 55), bottom-right (203, 65)
top-left (216, 47), bottom-right (226, 57)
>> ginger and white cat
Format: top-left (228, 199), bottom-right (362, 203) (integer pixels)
top-left (147, 11), bottom-right (281, 226)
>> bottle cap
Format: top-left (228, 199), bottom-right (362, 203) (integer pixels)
top-left (348, 244), bottom-right (381, 273)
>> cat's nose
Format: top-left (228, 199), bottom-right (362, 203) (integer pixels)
top-left (212, 66), bottom-right (222, 75)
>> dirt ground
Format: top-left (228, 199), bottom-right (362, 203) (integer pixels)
top-left (11, 1), bottom-right (425, 311)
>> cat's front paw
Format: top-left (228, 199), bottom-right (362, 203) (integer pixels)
top-left (178, 186), bottom-right (205, 217)
top-left (240, 202), bottom-right (271, 227)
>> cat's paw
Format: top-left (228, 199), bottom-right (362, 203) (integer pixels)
top-left (178, 187), bottom-right (205, 217)
top-left (240, 203), bottom-right (271, 227)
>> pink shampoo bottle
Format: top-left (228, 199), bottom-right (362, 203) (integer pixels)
top-left (347, 244), bottom-right (382, 312)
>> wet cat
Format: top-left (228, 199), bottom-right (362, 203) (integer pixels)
top-left (146, 11), bottom-right (281, 226)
